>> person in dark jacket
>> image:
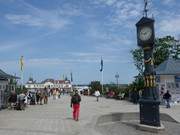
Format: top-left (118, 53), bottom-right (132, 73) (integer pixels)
top-left (8, 91), bottom-right (17, 109)
top-left (163, 90), bottom-right (171, 108)
top-left (70, 90), bottom-right (81, 121)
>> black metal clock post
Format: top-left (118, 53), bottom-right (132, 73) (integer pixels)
top-left (136, 17), bottom-right (161, 127)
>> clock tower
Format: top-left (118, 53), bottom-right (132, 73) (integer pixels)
top-left (136, 17), bottom-right (155, 47)
top-left (135, 0), bottom-right (161, 127)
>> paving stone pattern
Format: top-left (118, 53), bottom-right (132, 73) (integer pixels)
top-left (0, 95), bottom-right (179, 135)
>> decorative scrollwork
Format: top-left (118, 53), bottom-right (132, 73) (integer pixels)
top-left (144, 57), bottom-right (151, 63)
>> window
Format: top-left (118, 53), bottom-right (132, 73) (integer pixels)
top-left (156, 76), bottom-right (160, 83)
top-left (176, 83), bottom-right (179, 88)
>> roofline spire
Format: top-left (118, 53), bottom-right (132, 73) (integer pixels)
top-left (143, 0), bottom-right (149, 17)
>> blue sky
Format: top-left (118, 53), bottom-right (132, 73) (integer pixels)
top-left (0, 0), bottom-right (180, 84)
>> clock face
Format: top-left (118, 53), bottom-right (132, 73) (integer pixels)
top-left (139, 27), bottom-right (152, 41)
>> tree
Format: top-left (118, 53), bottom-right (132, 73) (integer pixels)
top-left (16, 86), bottom-right (27, 95)
top-left (131, 36), bottom-right (178, 74)
top-left (170, 40), bottom-right (180, 60)
top-left (130, 36), bottom-right (179, 95)
top-left (89, 81), bottom-right (101, 95)
top-left (153, 36), bottom-right (174, 67)
top-left (131, 49), bottom-right (144, 75)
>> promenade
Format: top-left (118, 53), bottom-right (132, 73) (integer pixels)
top-left (0, 95), bottom-right (180, 135)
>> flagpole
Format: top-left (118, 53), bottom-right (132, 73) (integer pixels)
top-left (21, 70), bottom-right (23, 85)
top-left (100, 57), bottom-right (104, 95)
top-left (101, 69), bottom-right (103, 95)
top-left (21, 70), bottom-right (23, 90)
top-left (70, 72), bottom-right (73, 92)
top-left (20, 56), bottom-right (24, 89)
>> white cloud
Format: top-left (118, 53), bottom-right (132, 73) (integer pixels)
top-left (162, 0), bottom-right (176, 5)
top-left (0, 42), bottom-right (24, 52)
top-left (70, 52), bottom-right (102, 57)
top-left (27, 58), bottom-right (64, 66)
top-left (115, 2), bottom-right (141, 19)
top-left (5, 13), bottom-right (70, 29)
top-left (87, 23), bottom-right (132, 46)
top-left (159, 18), bottom-right (180, 36)
top-left (4, 1), bottom-right (82, 30)
top-left (0, 57), bottom-right (98, 70)
top-left (93, 0), bottom-right (143, 27)
top-left (94, 0), bottom-right (117, 6)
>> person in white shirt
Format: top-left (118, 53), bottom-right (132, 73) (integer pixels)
top-left (94, 90), bottom-right (100, 102)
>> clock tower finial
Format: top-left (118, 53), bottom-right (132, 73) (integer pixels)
top-left (143, 0), bottom-right (149, 17)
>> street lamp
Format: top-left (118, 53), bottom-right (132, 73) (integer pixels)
top-left (115, 73), bottom-right (119, 89)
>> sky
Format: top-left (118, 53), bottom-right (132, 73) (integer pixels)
top-left (0, 0), bottom-right (180, 84)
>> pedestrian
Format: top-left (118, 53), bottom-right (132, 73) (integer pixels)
top-left (163, 90), bottom-right (171, 108)
top-left (56, 89), bottom-right (59, 99)
top-left (24, 92), bottom-right (28, 107)
top-left (8, 91), bottom-right (17, 109)
top-left (44, 87), bottom-right (48, 104)
top-left (39, 89), bottom-right (44, 105)
top-left (36, 90), bottom-right (41, 104)
top-left (70, 90), bottom-right (81, 121)
top-left (47, 86), bottom-right (51, 97)
top-left (58, 89), bottom-right (61, 98)
top-left (53, 89), bottom-right (56, 100)
top-left (94, 90), bottom-right (100, 102)
top-left (17, 92), bottom-right (26, 110)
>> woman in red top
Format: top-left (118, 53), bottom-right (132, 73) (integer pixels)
top-left (70, 90), bottom-right (81, 121)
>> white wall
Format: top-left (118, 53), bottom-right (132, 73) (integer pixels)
top-left (25, 81), bottom-right (72, 89)
top-left (160, 75), bottom-right (175, 83)
top-left (157, 75), bottom-right (180, 102)
top-left (0, 80), bottom-right (8, 91)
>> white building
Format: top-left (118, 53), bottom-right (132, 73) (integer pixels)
top-left (156, 58), bottom-right (180, 102)
top-left (0, 69), bottom-right (19, 109)
top-left (25, 78), bottom-right (72, 91)
top-left (73, 85), bottom-right (90, 95)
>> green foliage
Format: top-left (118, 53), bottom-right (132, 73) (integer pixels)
top-left (131, 36), bottom-right (179, 74)
top-left (153, 36), bottom-right (174, 67)
top-left (127, 76), bottom-right (144, 92)
top-left (103, 83), bottom-right (128, 96)
top-left (89, 81), bottom-right (102, 95)
top-left (131, 49), bottom-right (144, 75)
top-left (134, 76), bottom-right (144, 91)
top-left (130, 36), bottom-right (179, 92)
top-left (104, 83), bottom-right (118, 93)
top-left (16, 85), bottom-right (27, 95)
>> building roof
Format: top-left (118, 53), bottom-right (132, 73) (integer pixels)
top-left (136, 17), bottom-right (154, 26)
top-left (0, 69), bottom-right (20, 79)
top-left (155, 58), bottom-right (180, 75)
top-left (41, 79), bottom-right (70, 84)
top-left (26, 77), bottom-right (36, 84)
top-left (41, 79), bottom-right (54, 84)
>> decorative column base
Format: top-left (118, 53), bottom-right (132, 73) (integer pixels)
top-left (139, 99), bottom-right (160, 127)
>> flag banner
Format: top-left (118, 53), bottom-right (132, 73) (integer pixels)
top-left (71, 72), bottom-right (73, 82)
top-left (100, 58), bottom-right (103, 72)
top-left (20, 56), bottom-right (24, 71)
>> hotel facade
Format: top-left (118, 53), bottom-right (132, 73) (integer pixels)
top-left (25, 78), bottom-right (72, 91)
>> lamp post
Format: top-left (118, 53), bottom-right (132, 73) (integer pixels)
top-left (135, 0), bottom-right (160, 127)
top-left (115, 73), bottom-right (119, 89)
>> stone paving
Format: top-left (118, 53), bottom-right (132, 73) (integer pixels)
top-left (0, 95), bottom-right (180, 135)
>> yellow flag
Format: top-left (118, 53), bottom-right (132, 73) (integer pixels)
top-left (20, 56), bottom-right (24, 71)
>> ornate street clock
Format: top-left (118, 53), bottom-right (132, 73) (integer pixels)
top-left (136, 17), bottom-right (155, 47)
top-left (136, 16), bottom-right (161, 127)
top-left (135, 0), bottom-right (161, 128)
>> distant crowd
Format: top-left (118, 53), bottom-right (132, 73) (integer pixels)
top-left (8, 87), bottom-right (67, 111)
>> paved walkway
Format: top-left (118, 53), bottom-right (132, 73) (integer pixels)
top-left (0, 95), bottom-right (180, 135)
